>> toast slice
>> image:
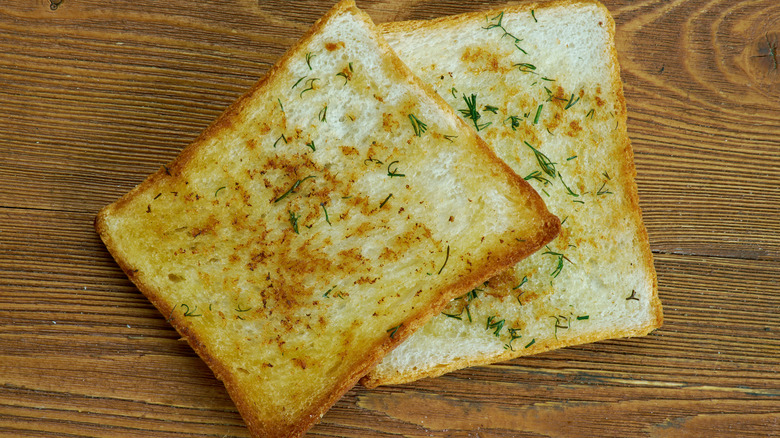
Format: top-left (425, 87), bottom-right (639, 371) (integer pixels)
top-left (94, 1), bottom-right (560, 436)
top-left (363, 0), bottom-right (662, 387)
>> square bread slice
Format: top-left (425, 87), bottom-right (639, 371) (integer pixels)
top-left (363, 0), bottom-right (662, 387)
top-left (94, 1), bottom-right (559, 436)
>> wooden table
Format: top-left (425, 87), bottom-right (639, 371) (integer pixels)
top-left (1, 0), bottom-right (778, 436)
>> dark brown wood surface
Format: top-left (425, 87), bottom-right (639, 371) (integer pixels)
top-left (1, 0), bottom-right (778, 436)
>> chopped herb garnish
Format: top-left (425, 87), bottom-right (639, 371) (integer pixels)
top-left (564, 93), bottom-right (580, 109)
top-left (597, 181), bottom-right (613, 195)
top-left (451, 87), bottom-right (458, 98)
top-left (292, 76), bottom-right (306, 89)
top-left (320, 203), bottom-right (331, 225)
top-left (273, 134), bottom-right (287, 148)
top-left (627, 289), bottom-right (640, 301)
top-left (505, 115), bottom-right (521, 131)
top-left (483, 105), bottom-right (499, 114)
top-left (319, 105), bottom-right (328, 122)
top-left (603, 171), bottom-right (611, 180)
top-left (460, 94), bottom-right (491, 131)
top-left (408, 113), bottom-right (428, 136)
top-left (304, 140), bottom-right (316, 152)
top-left (443, 134), bottom-right (458, 142)
top-left (387, 324), bottom-right (402, 338)
top-left (525, 338), bottom-right (536, 348)
top-left (504, 328), bottom-right (523, 350)
top-left (364, 157), bottom-right (383, 165)
top-left (379, 193), bottom-right (393, 208)
top-left (305, 52), bottom-right (315, 70)
top-left (236, 304), bottom-right (252, 312)
top-left (387, 161), bottom-right (405, 178)
top-left (323, 287), bottom-right (335, 298)
top-left (441, 312), bottom-right (462, 320)
top-left (299, 78), bottom-right (319, 97)
top-left (181, 304), bottom-right (201, 317)
top-left (277, 98), bottom-right (284, 112)
top-left (567, 155), bottom-right (578, 161)
top-left (483, 11), bottom-right (526, 53)
top-left (543, 250), bottom-right (573, 278)
top-left (559, 174), bottom-right (579, 197)
top-left (274, 175), bottom-right (316, 203)
top-left (573, 199), bottom-right (585, 204)
top-left (514, 62), bottom-right (537, 73)
top-left (533, 104), bottom-right (543, 124)
top-left (288, 210), bottom-right (301, 234)
top-left (437, 245), bottom-right (450, 275)
top-left (577, 315), bottom-right (590, 320)
top-left (486, 315), bottom-right (505, 337)
top-left (586, 108), bottom-right (595, 119)
top-left (531, 10), bottom-right (537, 22)
top-left (214, 186), bottom-right (226, 197)
top-left (524, 141), bottom-right (556, 177)
top-left (512, 276), bottom-right (528, 290)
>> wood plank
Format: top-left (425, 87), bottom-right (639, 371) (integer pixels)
top-left (0, 0), bottom-right (777, 261)
top-left (0, 205), bottom-right (777, 436)
top-left (1, 0), bottom-right (778, 436)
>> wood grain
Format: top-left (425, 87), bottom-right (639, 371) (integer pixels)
top-left (1, 0), bottom-right (778, 436)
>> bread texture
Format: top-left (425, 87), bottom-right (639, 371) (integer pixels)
top-left (364, 0), bottom-right (662, 387)
top-left (94, 1), bottom-right (559, 436)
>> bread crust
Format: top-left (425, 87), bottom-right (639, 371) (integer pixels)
top-left (95, 0), bottom-right (559, 435)
top-left (364, 0), bottom-right (661, 387)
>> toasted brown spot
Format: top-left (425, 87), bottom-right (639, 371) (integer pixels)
top-left (325, 41), bottom-right (345, 51)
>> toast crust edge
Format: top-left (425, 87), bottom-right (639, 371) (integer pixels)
top-left (95, 0), bottom-right (560, 435)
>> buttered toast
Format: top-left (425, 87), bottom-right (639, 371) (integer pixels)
top-left (364, 0), bottom-right (662, 387)
top-left (94, 1), bottom-right (559, 436)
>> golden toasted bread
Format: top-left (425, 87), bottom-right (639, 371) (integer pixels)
top-left (95, 1), bottom-right (559, 435)
top-left (364, 0), bottom-right (662, 387)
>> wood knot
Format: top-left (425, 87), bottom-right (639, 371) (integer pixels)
top-left (742, 32), bottom-right (779, 85)
top-left (49, 0), bottom-right (63, 10)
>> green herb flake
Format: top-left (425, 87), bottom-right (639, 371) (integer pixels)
top-left (387, 161), bottom-right (405, 178)
top-left (437, 245), bottom-right (450, 275)
top-left (525, 338), bottom-right (536, 348)
top-left (299, 78), bottom-right (319, 97)
top-left (483, 11), bottom-right (526, 53)
top-left (524, 141), bottom-right (556, 177)
top-left (386, 324), bottom-right (402, 338)
top-left (514, 63), bottom-right (537, 73)
top-left (533, 104), bottom-right (543, 124)
top-left (320, 202), bottom-right (331, 225)
top-left (180, 304), bottom-right (201, 317)
top-left (564, 93), bottom-right (580, 109)
top-left (274, 175), bottom-right (315, 203)
top-left (319, 105), bottom-right (328, 122)
top-left (512, 276), bottom-right (528, 290)
top-left (379, 193), bottom-right (393, 208)
top-left (483, 105), bottom-right (499, 114)
top-left (486, 315), bottom-right (506, 337)
top-left (305, 52), bottom-right (315, 70)
top-left (273, 134), bottom-right (287, 148)
top-left (460, 94), bottom-right (491, 131)
top-left (559, 174), bottom-right (579, 197)
top-left (577, 315), bottom-right (590, 320)
top-left (408, 113), bottom-right (428, 137)
top-left (531, 10), bottom-right (537, 22)
top-left (597, 181), bottom-right (613, 195)
top-left (288, 210), bottom-right (301, 234)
